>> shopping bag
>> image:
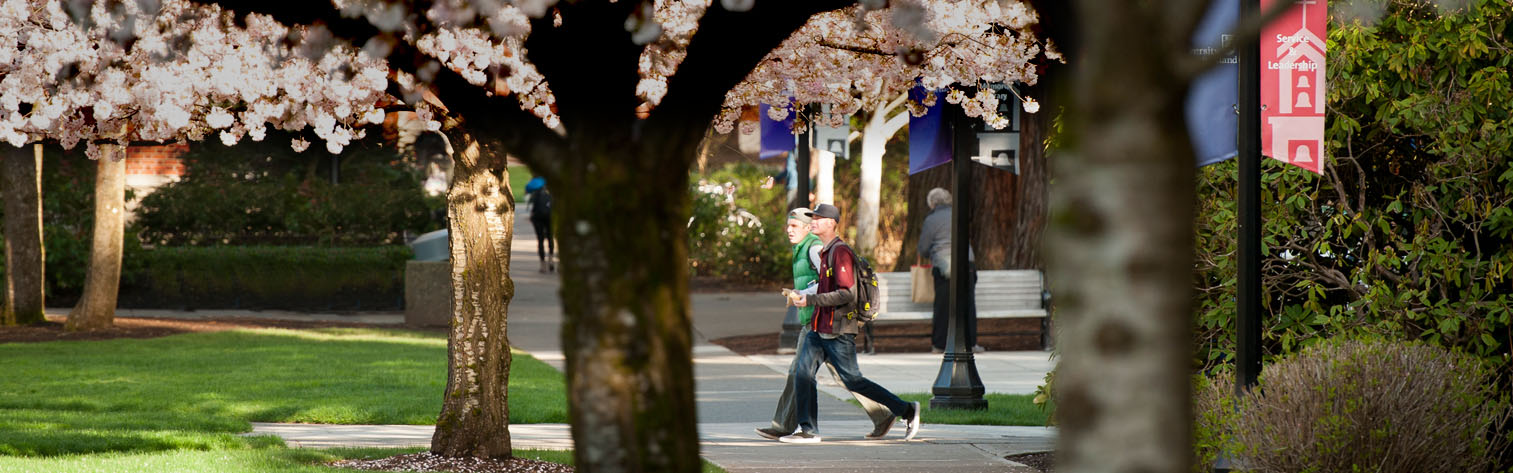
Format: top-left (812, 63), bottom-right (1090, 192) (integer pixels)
top-left (910, 264), bottom-right (934, 303)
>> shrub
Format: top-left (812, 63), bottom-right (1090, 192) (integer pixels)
top-left (1196, 339), bottom-right (1510, 473)
top-left (117, 246), bottom-right (412, 310)
top-left (687, 163), bottom-right (789, 286)
top-left (134, 135), bottom-right (441, 246)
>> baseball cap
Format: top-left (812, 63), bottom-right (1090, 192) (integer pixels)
top-left (787, 208), bottom-right (812, 224)
top-left (805, 204), bottom-right (841, 221)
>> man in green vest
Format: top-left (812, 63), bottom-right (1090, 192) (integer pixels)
top-left (756, 208), bottom-right (895, 441)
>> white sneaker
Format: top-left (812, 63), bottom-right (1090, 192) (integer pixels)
top-left (778, 430), bottom-right (821, 444)
top-left (903, 401), bottom-right (921, 441)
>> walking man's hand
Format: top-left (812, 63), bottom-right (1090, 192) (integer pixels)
top-left (794, 295), bottom-right (808, 307)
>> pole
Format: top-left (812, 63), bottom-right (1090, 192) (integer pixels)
top-left (1236, 0), bottom-right (1263, 393)
top-left (780, 106), bottom-right (815, 353)
top-left (931, 100), bottom-right (986, 410)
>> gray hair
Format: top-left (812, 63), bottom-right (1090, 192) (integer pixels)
top-left (927, 188), bottom-right (951, 209)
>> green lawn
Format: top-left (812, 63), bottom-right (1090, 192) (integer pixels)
top-left (0, 328), bottom-right (567, 457)
top-left (852, 393), bottom-right (1053, 427)
top-left (509, 164), bottom-right (533, 202)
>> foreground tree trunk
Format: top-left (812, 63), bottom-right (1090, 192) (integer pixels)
top-left (1049, 2), bottom-right (1202, 471)
top-left (553, 140), bottom-right (699, 473)
top-left (2, 144), bottom-right (45, 326)
top-left (67, 147), bottom-right (126, 331)
top-left (431, 129), bottom-right (515, 458)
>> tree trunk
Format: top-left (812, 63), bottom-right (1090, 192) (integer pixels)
top-left (431, 129), bottom-right (515, 458)
top-left (854, 96), bottom-right (909, 260)
top-left (815, 148), bottom-right (835, 204)
top-left (554, 142), bottom-right (699, 473)
top-left (2, 143), bottom-right (45, 326)
top-left (970, 161), bottom-right (1018, 270)
top-left (67, 147), bottom-right (125, 331)
top-left (1008, 83), bottom-right (1050, 270)
top-left (1049, 2), bottom-right (1196, 471)
top-left (894, 163), bottom-right (952, 271)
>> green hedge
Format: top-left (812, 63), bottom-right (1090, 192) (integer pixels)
top-left (116, 246), bottom-right (412, 311)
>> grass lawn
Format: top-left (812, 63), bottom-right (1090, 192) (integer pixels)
top-left (853, 393), bottom-right (1053, 427)
top-left (509, 164), bottom-right (533, 202)
top-left (0, 327), bottom-right (566, 458)
top-left (0, 447), bottom-right (727, 473)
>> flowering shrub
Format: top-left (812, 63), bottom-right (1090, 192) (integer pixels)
top-left (686, 164), bottom-right (788, 286)
top-left (1195, 339), bottom-right (1509, 473)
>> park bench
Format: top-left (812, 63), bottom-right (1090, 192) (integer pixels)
top-left (868, 269), bottom-right (1051, 350)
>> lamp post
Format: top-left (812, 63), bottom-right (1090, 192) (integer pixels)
top-left (931, 100), bottom-right (987, 410)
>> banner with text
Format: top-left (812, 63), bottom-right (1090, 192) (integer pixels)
top-left (1260, 0), bottom-right (1327, 174)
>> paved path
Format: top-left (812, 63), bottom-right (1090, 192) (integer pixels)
top-left (117, 216), bottom-right (1056, 471)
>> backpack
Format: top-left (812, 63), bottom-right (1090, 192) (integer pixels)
top-left (530, 189), bottom-right (552, 218)
top-left (825, 241), bottom-right (882, 324)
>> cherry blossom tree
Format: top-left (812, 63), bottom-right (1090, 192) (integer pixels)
top-left (713, 2), bottom-right (1055, 259)
top-left (0, 0), bottom-right (388, 329)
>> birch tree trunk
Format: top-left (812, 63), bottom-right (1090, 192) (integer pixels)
top-left (2, 143), bottom-right (44, 326)
top-left (431, 129), bottom-right (516, 458)
top-left (1049, 2), bottom-right (1204, 471)
top-left (815, 148), bottom-right (835, 204)
top-left (854, 95), bottom-right (909, 259)
top-left (67, 146), bottom-right (125, 331)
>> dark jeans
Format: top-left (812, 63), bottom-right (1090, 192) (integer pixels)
top-left (931, 264), bottom-right (977, 350)
top-left (531, 214), bottom-right (554, 261)
top-left (768, 328), bottom-right (893, 434)
top-left (793, 330), bottom-right (911, 433)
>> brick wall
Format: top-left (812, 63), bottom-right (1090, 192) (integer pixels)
top-left (125, 144), bottom-right (188, 176)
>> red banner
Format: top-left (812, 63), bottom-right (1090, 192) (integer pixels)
top-left (1260, 0), bottom-right (1327, 174)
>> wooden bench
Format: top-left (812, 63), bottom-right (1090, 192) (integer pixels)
top-left (865, 269), bottom-right (1051, 350)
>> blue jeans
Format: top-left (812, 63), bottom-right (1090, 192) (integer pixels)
top-left (793, 330), bottom-right (912, 433)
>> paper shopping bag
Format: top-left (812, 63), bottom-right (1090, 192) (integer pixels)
top-left (910, 264), bottom-right (934, 303)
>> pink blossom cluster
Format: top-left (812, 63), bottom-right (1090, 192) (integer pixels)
top-left (0, 0), bottom-right (388, 155)
top-left (711, 0), bottom-right (1053, 134)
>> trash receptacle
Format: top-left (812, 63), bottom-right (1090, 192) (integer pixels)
top-left (405, 229), bottom-right (450, 327)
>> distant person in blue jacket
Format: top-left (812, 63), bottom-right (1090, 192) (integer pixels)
top-left (525, 177), bottom-right (554, 273)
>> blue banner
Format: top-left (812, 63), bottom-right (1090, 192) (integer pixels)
top-left (1186, 0), bottom-right (1239, 167)
top-left (760, 103), bottom-right (795, 160)
top-left (908, 87), bottom-right (952, 175)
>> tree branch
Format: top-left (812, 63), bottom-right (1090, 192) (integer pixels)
top-left (195, 0), bottom-right (567, 179)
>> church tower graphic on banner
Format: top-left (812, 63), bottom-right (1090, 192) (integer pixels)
top-left (1261, 0), bottom-right (1327, 174)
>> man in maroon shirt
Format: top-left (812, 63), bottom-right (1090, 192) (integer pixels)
top-left (783, 204), bottom-right (921, 444)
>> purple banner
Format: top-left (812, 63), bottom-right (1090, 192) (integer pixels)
top-left (760, 103), bottom-right (795, 159)
top-left (908, 87), bottom-right (951, 175)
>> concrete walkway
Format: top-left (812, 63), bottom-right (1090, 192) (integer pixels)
top-left (118, 215), bottom-right (1056, 471)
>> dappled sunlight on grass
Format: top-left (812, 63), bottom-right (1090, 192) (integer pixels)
top-left (0, 328), bottom-right (567, 459)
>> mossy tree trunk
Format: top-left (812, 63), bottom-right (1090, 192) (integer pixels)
top-left (67, 146), bottom-right (125, 331)
top-left (431, 129), bottom-right (516, 458)
top-left (551, 142), bottom-right (699, 473)
top-left (2, 143), bottom-right (45, 326)
top-left (1048, 1), bottom-right (1207, 471)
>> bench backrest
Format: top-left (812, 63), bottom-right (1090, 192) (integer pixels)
top-left (875, 270), bottom-right (1045, 313)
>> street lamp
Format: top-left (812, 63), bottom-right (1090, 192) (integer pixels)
top-left (931, 100), bottom-right (987, 410)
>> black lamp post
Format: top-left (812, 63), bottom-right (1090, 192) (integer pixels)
top-left (931, 100), bottom-right (987, 410)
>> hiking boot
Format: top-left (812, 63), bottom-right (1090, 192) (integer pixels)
top-left (903, 401), bottom-right (922, 441)
top-left (754, 427), bottom-right (786, 440)
top-left (864, 419), bottom-right (894, 439)
top-left (778, 430), bottom-right (821, 444)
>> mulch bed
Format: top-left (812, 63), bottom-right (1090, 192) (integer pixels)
top-left (1006, 451), bottom-right (1054, 472)
top-left (710, 317), bottom-right (1046, 355)
top-left (0, 315), bottom-right (398, 344)
top-left (330, 453), bottom-right (573, 473)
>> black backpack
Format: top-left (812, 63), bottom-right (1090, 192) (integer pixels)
top-left (530, 189), bottom-right (552, 218)
top-left (825, 241), bottom-right (882, 324)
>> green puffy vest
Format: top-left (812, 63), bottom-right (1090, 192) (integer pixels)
top-left (791, 233), bottom-right (821, 325)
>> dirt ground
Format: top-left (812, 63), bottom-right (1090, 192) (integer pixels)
top-left (710, 317), bottom-right (1047, 355)
top-left (0, 316), bottom-right (403, 344)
